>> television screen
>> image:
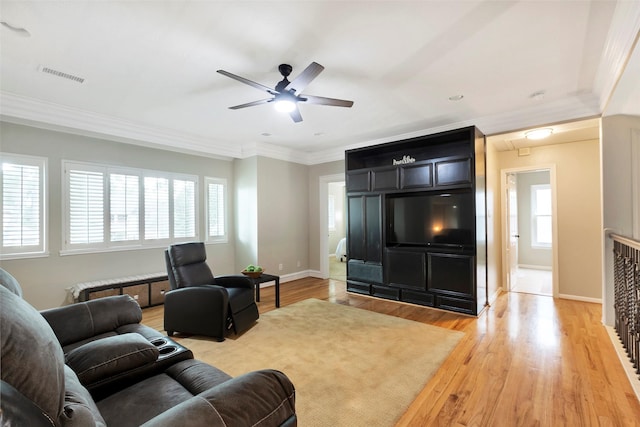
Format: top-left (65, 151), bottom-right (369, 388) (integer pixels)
top-left (386, 190), bottom-right (474, 247)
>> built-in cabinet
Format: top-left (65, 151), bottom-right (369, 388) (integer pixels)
top-left (345, 126), bottom-right (487, 315)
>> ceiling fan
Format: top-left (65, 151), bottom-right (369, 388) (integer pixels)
top-left (216, 62), bottom-right (354, 123)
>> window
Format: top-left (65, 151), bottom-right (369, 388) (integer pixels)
top-left (1, 153), bottom-right (47, 258)
top-left (531, 184), bottom-right (552, 247)
top-left (205, 177), bottom-right (227, 242)
top-left (63, 161), bottom-right (198, 253)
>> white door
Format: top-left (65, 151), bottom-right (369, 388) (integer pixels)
top-left (506, 173), bottom-right (519, 290)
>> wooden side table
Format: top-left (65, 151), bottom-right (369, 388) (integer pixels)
top-left (250, 273), bottom-right (280, 308)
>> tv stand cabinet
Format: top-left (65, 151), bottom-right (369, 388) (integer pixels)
top-left (345, 126), bottom-right (487, 315)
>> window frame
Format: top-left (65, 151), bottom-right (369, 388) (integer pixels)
top-left (0, 152), bottom-right (48, 259)
top-left (62, 160), bottom-right (199, 255)
top-left (205, 176), bottom-right (228, 244)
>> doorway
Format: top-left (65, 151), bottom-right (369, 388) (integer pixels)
top-left (328, 181), bottom-right (346, 281)
top-left (502, 166), bottom-right (558, 297)
top-left (319, 174), bottom-right (346, 280)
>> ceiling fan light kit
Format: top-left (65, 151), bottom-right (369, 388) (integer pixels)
top-left (217, 62), bottom-right (354, 123)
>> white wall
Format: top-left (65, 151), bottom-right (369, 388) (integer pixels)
top-left (497, 139), bottom-right (602, 300)
top-left (601, 114), bottom-right (640, 325)
top-left (256, 156), bottom-right (309, 276)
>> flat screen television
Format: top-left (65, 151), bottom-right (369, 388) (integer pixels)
top-left (386, 190), bottom-right (474, 248)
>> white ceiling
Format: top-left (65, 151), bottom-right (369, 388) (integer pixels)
top-left (1, 1), bottom-right (639, 164)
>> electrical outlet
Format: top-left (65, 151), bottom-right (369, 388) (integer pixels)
top-left (297, 260), bottom-right (301, 267)
top-left (278, 263), bottom-right (283, 271)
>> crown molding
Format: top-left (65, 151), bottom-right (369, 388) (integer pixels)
top-left (0, 90), bottom-right (603, 167)
top-left (0, 91), bottom-right (243, 160)
top-left (594, 1), bottom-right (640, 112)
top-left (305, 94), bottom-right (602, 165)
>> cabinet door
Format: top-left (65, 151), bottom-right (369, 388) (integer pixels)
top-left (435, 158), bottom-right (471, 186)
top-left (347, 196), bottom-right (365, 261)
top-left (347, 194), bottom-right (382, 264)
top-left (347, 171), bottom-right (370, 192)
top-left (427, 253), bottom-right (475, 298)
top-left (365, 195), bottom-right (382, 263)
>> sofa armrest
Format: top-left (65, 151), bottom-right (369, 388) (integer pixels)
top-left (41, 295), bottom-right (142, 347)
top-left (141, 369), bottom-right (296, 427)
top-left (65, 333), bottom-right (159, 386)
top-left (215, 275), bottom-right (254, 290)
top-left (0, 380), bottom-right (56, 427)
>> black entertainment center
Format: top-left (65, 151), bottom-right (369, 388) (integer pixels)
top-left (345, 126), bottom-right (487, 315)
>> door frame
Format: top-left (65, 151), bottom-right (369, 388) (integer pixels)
top-left (319, 173), bottom-right (346, 279)
top-left (500, 164), bottom-right (559, 297)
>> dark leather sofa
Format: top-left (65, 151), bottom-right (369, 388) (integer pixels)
top-left (0, 269), bottom-right (296, 427)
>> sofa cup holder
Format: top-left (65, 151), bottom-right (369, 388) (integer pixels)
top-left (158, 345), bottom-right (178, 356)
top-left (151, 338), bottom-right (168, 347)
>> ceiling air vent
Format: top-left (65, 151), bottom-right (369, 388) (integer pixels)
top-left (38, 65), bottom-right (85, 84)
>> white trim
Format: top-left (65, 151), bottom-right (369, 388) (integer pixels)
top-left (518, 264), bottom-right (552, 271)
top-left (204, 176), bottom-right (229, 244)
top-left (0, 152), bottom-right (48, 259)
top-left (319, 174), bottom-right (345, 280)
top-left (632, 128), bottom-right (640, 239)
top-left (501, 165), bottom-right (559, 298)
top-left (558, 294), bottom-right (602, 304)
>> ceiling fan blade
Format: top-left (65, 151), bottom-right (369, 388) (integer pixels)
top-left (302, 94), bottom-right (354, 108)
top-left (217, 70), bottom-right (278, 95)
top-left (289, 106), bottom-right (303, 123)
top-left (228, 98), bottom-right (273, 110)
top-left (285, 62), bottom-right (324, 95)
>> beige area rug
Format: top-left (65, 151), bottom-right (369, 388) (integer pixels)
top-left (200, 298), bottom-right (464, 426)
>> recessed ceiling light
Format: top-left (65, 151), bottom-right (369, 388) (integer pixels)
top-left (525, 128), bottom-right (553, 140)
top-left (448, 95), bottom-right (464, 101)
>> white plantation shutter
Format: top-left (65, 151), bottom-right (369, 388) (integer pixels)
top-left (62, 161), bottom-right (200, 253)
top-left (144, 176), bottom-right (169, 240)
top-left (110, 173), bottom-right (139, 242)
top-left (68, 168), bottom-right (104, 244)
top-left (173, 179), bottom-right (196, 238)
top-left (1, 154), bottom-right (46, 257)
top-left (206, 178), bottom-right (226, 241)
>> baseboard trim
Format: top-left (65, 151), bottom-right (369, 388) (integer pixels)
top-left (517, 264), bottom-right (552, 271)
top-left (558, 293), bottom-right (602, 304)
top-left (605, 326), bottom-right (640, 403)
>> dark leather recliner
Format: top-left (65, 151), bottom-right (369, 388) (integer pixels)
top-left (164, 242), bottom-right (259, 341)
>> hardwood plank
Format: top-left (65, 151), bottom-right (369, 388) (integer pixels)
top-left (141, 278), bottom-right (640, 426)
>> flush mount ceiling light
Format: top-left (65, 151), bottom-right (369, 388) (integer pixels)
top-left (525, 128), bottom-right (553, 140)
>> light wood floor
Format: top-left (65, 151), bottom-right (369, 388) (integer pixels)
top-left (141, 278), bottom-right (640, 426)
